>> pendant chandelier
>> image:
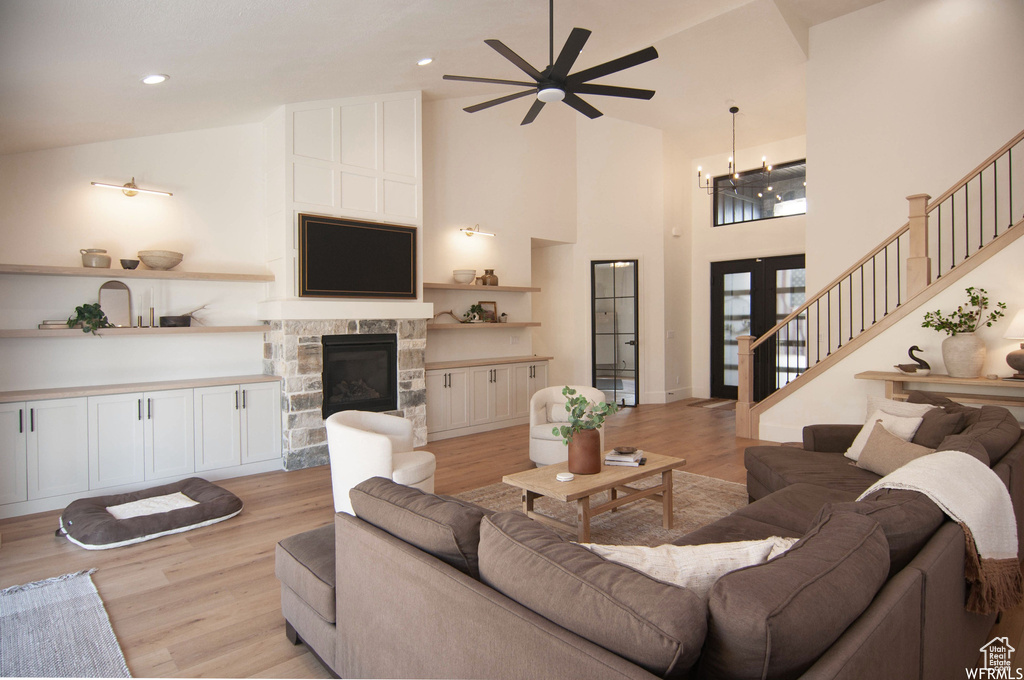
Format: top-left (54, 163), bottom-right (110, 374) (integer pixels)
top-left (696, 106), bottom-right (772, 198)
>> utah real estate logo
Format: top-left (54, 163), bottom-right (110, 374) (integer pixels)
top-left (969, 637), bottom-right (1021, 679)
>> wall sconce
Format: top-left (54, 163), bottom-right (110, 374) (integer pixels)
top-left (460, 224), bottom-right (494, 237)
top-left (1004, 310), bottom-right (1024, 379)
top-left (91, 177), bottom-right (173, 197)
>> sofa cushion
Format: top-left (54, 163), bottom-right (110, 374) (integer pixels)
top-left (745, 446), bottom-right (880, 497)
top-left (478, 511), bottom-right (707, 679)
top-left (812, 488), bottom-right (946, 576)
top-left (547, 401), bottom-right (568, 423)
top-left (734, 482), bottom-right (860, 534)
top-left (530, 424), bottom-right (563, 441)
top-left (275, 524), bottom-right (336, 623)
top-left (845, 410), bottom-right (924, 461)
top-left (674, 513), bottom-right (805, 546)
top-left (581, 537), bottom-right (798, 600)
top-left (390, 450), bottom-right (437, 486)
top-left (698, 512), bottom-right (890, 680)
top-left (912, 408), bottom-right (966, 448)
top-left (856, 421), bottom-right (936, 476)
top-left (936, 433), bottom-right (991, 466)
top-left (349, 477), bottom-right (492, 578)
top-left (960, 406), bottom-right (1022, 464)
top-left (866, 395), bottom-right (935, 420)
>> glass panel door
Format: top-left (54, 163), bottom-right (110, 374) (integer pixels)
top-left (592, 260), bottom-right (638, 407)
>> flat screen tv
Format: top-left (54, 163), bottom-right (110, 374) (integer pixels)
top-left (298, 213), bottom-right (417, 299)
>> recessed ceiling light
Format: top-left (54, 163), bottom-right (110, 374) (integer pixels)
top-left (417, 58), bottom-right (433, 66)
top-left (141, 74), bottom-right (169, 85)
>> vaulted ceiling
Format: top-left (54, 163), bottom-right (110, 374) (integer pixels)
top-left (0, 0), bottom-right (882, 156)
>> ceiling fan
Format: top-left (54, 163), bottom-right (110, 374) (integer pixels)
top-left (443, 0), bottom-right (659, 125)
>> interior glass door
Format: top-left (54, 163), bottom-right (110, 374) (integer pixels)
top-left (710, 255), bottom-right (805, 400)
top-left (592, 260), bottom-right (639, 407)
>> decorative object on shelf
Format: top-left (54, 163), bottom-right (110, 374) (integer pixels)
top-left (453, 268), bottom-right (477, 283)
top-left (443, 0), bottom-right (657, 126)
top-left (894, 345), bottom-right (931, 375)
top-left (39, 319), bottom-right (74, 330)
top-left (98, 281), bottom-right (131, 328)
top-left (552, 386), bottom-right (619, 475)
top-left (137, 250), bottom-right (183, 270)
top-left (66, 302), bottom-right (114, 335)
top-left (433, 309), bottom-right (469, 324)
top-left (80, 249), bottom-right (111, 268)
top-left (696, 106), bottom-right (771, 197)
top-left (922, 286), bottom-right (1006, 378)
top-left (160, 304), bottom-right (207, 328)
top-left (477, 301), bottom-right (498, 323)
top-left (478, 269), bottom-right (499, 286)
top-left (91, 177), bottom-right (172, 197)
top-left (119, 259), bottom-right (139, 269)
top-left (463, 303), bottom-right (486, 323)
top-left (499, 312), bottom-right (508, 323)
top-left (459, 224), bottom-right (494, 237)
top-left (1004, 310), bottom-right (1024, 379)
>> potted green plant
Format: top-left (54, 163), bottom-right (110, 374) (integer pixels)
top-left (552, 386), bottom-right (619, 474)
top-left (463, 303), bottom-right (486, 322)
top-left (921, 286), bottom-right (1006, 377)
top-left (66, 302), bottom-right (114, 335)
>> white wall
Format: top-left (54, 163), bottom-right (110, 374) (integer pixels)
top-left (662, 132), bottom-right (693, 401)
top-left (421, 95), bottom-right (577, 365)
top-left (805, 0), bottom-right (1024, 293)
top-left (689, 135), bottom-right (807, 398)
top-left (0, 124), bottom-right (268, 390)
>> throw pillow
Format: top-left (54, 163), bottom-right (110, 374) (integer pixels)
top-left (912, 408), bottom-right (965, 448)
top-left (580, 536), bottom-right (798, 599)
top-left (845, 410), bottom-right (924, 462)
top-left (856, 421), bottom-right (936, 476)
top-left (866, 396), bottom-right (935, 420)
top-left (936, 434), bottom-right (990, 467)
top-left (547, 401), bottom-right (568, 423)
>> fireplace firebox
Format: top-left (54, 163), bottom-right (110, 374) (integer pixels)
top-left (322, 334), bottom-right (398, 418)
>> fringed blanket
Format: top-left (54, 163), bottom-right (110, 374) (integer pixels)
top-left (858, 450), bottom-right (1023, 614)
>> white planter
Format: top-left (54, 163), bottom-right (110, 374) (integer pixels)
top-left (941, 333), bottom-right (986, 378)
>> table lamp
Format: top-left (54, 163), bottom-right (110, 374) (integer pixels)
top-left (1005, 310), bottom-right (1024, 380)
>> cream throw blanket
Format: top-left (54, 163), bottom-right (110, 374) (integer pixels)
top-left (858, 450), bottom-right (1023, 614)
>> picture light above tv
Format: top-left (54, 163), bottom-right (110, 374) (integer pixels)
top-left (298, 213), bottom-right (417, 299)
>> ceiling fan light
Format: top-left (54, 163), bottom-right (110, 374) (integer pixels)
top-left (537, 87), bottom-right (565, 103)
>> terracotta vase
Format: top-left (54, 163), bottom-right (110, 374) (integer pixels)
top-left (567, 428), bottom-right (602, 474)
top-left (941, 332), bottom-right (986, 378)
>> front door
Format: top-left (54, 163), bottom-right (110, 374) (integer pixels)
top-left (710, 255), bottom-right (806, 401)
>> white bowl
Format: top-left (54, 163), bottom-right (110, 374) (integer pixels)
top-left (453, 269), bottom-right (476, 284)
top-left (138, 250), bottom-right (183, 270)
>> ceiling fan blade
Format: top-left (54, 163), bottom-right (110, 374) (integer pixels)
top-left (521, 99), bottom-right (546, 126)
top-left (571, 83), bottom-right (656, 100)
top-left (562, 93), bottom-right (602, 119)
top-left (444, 75), bottom-right (539, 87)
top-left (464, 90), bottom-right (537, 113)
top-left (549, 27), bottom-right (591, 80)
top-left (565, 46), bottom-right (659, 85)
top-left (484, 39), bottom-right (545, 81)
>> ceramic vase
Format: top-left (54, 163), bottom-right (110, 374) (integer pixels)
top-left (941, 332), bottom-right (986, 378)
top-left (567, 428), bottom-right (602, 474)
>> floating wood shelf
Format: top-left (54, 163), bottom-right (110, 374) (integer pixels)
top-left (855, 371), bottom-right (1024, 410)
top-left (0, 325), bottom-right (271, 339)
top-left (426, 355), bottom-right (553, 371)
top-left (426, 322), bottom-right (541, 331)
top-left (424, 282), bottom-right (541, 293)
top-left (0, 263), bottom-right (274, 282)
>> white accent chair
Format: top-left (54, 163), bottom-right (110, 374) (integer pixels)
top-left (325, 411), bottom-right (436, 514)
top-left (529, 385), bottom-right (608, 466)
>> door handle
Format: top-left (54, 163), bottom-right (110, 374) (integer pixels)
top-left (30, 408), bottom-right (34, 432)
top-left (625, 340), bottom-right (637, 346)
top-left (242, 390), bottom-right (247, 409)
top-left (19, 409), bottom-right (23, 433)
top-left (138, 399), bottom-right (143, 421)
top-left (147, 398), bottom-right (152, 420)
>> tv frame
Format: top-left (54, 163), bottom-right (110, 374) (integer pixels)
top-left (297, 213), bottom-right (417, 299)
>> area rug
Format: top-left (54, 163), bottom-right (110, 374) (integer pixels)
top-left (454, 470), bottom-right (748, 546)
top-left (684, 398), bottom-right (738, 411)
top-left (0, 569), bottom-right (131, 678)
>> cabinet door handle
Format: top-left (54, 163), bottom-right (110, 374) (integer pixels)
top-left (19, 409), bottom-right (23, 434)
top-left (30, 408), bottom-right (35, 432)
top-left (138, 399), bottom-right (143, 421)
top-left (147, 398), bottom-right (152, 420)
top-left (242, 390), bottom-right (247, 409)
top-left (235, 390), bottom-right (239, 410)
top-left (446, 373), bottom-right (451, 388)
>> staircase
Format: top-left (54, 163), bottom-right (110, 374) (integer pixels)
top-left (736, 129), bottom-right (1024, 439)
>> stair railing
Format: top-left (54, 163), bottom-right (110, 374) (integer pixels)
top-left (736, 129), bottom-right (1024, 438)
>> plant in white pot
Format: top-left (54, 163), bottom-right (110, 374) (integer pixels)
top-left (921, 286), bottom-right (1006, 378)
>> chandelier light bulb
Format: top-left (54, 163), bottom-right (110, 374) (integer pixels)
top-left (537, 87), bottom-right (565, 103)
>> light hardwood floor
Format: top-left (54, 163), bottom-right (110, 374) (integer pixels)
top-left (0, 399), bottom-right (1018, 676)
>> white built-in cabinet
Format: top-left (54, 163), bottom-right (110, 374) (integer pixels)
top-left (194, 381), bottom-right (281, 472)
top-left (0, 376), bottom-right (282, 519)
top-left (426, 359), bottom-right (548, 441)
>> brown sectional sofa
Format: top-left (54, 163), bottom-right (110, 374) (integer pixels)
top-left (276, 393), bottom-right (1024, 679)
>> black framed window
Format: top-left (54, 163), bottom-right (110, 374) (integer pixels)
top-left (713, 159), bottom-right (806, 227)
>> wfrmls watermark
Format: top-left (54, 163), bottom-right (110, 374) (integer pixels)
top-left (968, 637), bottom-right (1023, 679)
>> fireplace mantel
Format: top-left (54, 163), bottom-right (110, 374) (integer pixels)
top-left (257, 298), bottom-right (433, 321)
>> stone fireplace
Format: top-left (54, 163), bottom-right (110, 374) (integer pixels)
top-left (263, 318), bottom-right (426, 470)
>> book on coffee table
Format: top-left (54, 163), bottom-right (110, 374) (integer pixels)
top-left (606, 457), bottom-right (647, 467)
top-left (605, 449), bottom-right (643, 463)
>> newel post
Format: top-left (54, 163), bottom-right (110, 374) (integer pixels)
top-left (735, 335), bottom-right (755, 439)
top-left (906, 193), bottom-right (932, 297)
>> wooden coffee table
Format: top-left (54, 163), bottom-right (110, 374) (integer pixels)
top-left (501, 452), bottom-right (687, 541)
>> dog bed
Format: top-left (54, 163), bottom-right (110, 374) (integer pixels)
top-left (57, 477), bottom-right (242, 550)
